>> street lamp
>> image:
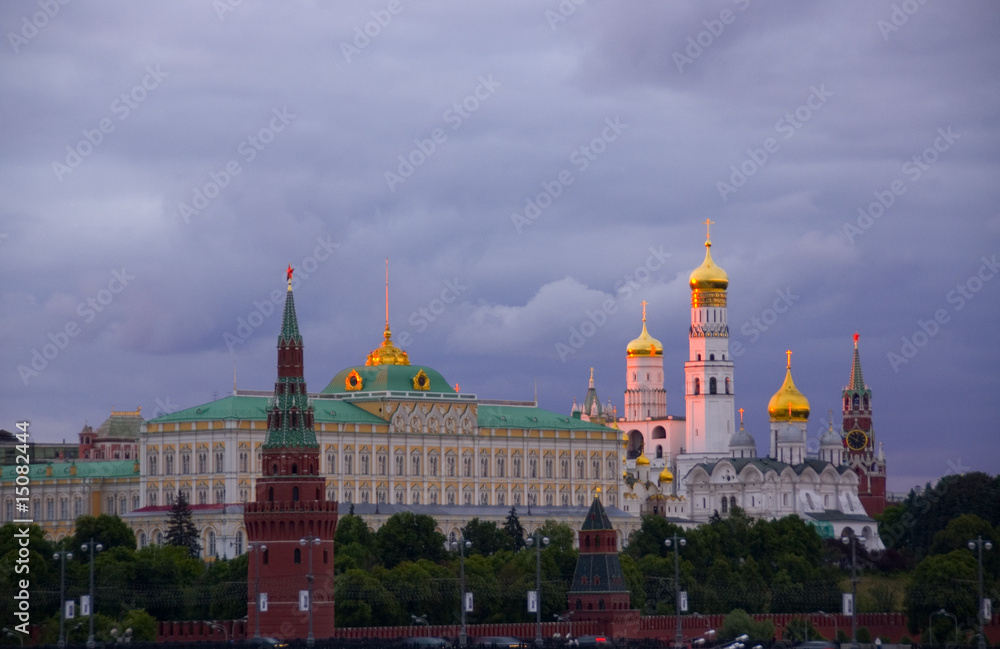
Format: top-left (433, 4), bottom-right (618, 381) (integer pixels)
top-left (410, 614), bottom-right (429, 627)
top-left (968, 537), bottom-right (993, 649)
top-left (81, 538), bottom-right (104, 649)
top-left (53, 549), bottom-right (73, 649)
top-left (2, 628), bottom-right (24, 647)
top-left (299, 535), bottom-right (321, 647)
top-left (929, 608), bottom-right (958, 647)
top-left (249, 542), bottom-right (267, 639)
top-left (665, 534), bottom-right (687, 649)
top-left (816, 610), bottom-right (838, 643)
top-left (209, 622), bottom-right (229, 644)
top-left (841, 534), bottom-right (859, 649)
top-left (526, 530), bottom-right (550, 647)
top-left (554, 612), bottom-right (574, 643)
top-left (451, 536), bottom-right (473, 646)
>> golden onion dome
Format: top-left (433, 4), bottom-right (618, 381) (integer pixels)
top-left (767, 351), bottom-right (810, 422)
top-left (689, 239), bottom-right (729, 291)
top-left (635, 452), bottom-right (650, 466)
top-left (626, 320), bottom-right (664, 357)
top-left (658, 466), bottom-right (674, 484)
top-left (365, 325), bottom-right (410, 366)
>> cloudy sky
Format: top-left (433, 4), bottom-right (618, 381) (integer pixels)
top-left (2, 1), bottom-right (998, 493)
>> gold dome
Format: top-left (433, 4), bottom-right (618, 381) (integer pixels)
top-left (689, 239), bottom-right (729, 291)
top-left (767, 351), bottom-right (810, 422)
top-left (658, 466), bottom-right (674, 483)
top-left (365, 325), bottom-right (410, 366)
top-left (635, 452), bottom-right (650, 466)
top-left (626, 320), bottom-right (664, 357)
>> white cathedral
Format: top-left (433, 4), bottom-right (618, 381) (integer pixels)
top-left (573, 225), bottom-right (883, 550)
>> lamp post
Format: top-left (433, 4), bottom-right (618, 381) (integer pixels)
top-left (968, 536), bottom-right (993, 649)
top-left (299, 535), bottom-right (321, 647)
top-left (665, 534), bottom-right (687, 649)
top-left (411, 614), bottom-right (429, 627)
top-left (816, 610), bottom-right (837, 644)
top-left (929, 608), bottom-right (958, 647)
top-left (554, 612), bottom-right (574, 644)
top-left (209, 622), bottom-right (229, 644)
top-left (81, 538), bottom-right (103, 649)
top-left (2, 628), bottom-right (24, 647)
top-left (53, 549), bottom-right (73, 649)
top-left (841, 534), bottom-right (859, 649)
top-left (526, 530), bottom-right (550, 647)
top-left (451, 536), bottom-right (472, 646)
top-left (249, 542), bottom-right (267, 639)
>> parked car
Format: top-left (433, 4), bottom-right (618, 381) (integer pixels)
top-left (400, 637), bottom-right (451, 648)
top-left (795, 642), bottom-right (837, 649)
top-left (242, 638), bottom-right (289, 648)
top-left (475, 637), bottom-right (529, 649)
top-left (575, 636), bottom-right (612, 648)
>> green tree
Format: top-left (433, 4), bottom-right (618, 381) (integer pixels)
top-left (903, 550), bottom-right (979, 634)
top-left (0, 523), bottom-right (57, 622)
top-left (721, 608), bottom-right (773, 641)
top-left (462, 517), bottom-right (513, 556)
top-left (335, 568), bottom-right (402, 627)
top-left (164, 492), bottom-right (200, 557)
top-left (70, 514), bottom-right (136, 556)
top-left (624, 515), bottom-right (683, 560)
top-left (503, 506), bottom-right (526, 551)
top-left (121, 608), bottom-right (157, 642)
top-left (334, 513), bottom-right (377, 573)
top-left (376, 512), bottom-right (446, 569)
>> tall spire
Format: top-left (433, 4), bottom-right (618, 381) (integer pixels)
top-left (849, 332), bottom-right (865, 391)
top-left (264, 267), bottom-right (316, 449)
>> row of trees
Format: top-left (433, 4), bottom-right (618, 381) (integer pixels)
top-left (1, 473), bottom-right (996, 639)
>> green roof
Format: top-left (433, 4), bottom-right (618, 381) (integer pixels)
top-left (94, 411), bottom-right (144, 439)
top-left (477, 405), bottom-right (615, 431)
top-left (146, 395), bottom-right (385, 426)
top-left (0, 459), bottom-right (137, 482)
top-left (323, 364), bottom-right (456, 395)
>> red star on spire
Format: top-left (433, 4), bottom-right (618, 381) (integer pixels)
top-left (287, 264), bottom-right (294, 281)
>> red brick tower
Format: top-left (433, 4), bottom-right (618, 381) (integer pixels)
top-left (842, 333), bottom-right (887, 516)
top-left (244, 267), bottom-right (338, 640)
top-left (567, 493), bottom-right (639, 638)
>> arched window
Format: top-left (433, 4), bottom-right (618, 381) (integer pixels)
top-left (730, 496), bottom-right (736, 510)
top-left (693, 378), bottom-right (700, 395)
top-left (709, 377), bottom-right (717, 394)
top-left (291, 463), bottom-right (298, 475)
top-left (268, 487), bottom-right (274, 502)
top-left (852, 395), bottom-right (860, 410)
top-left (292, 486), bottom-right (299, 502)
top-left (656, 446), bottom-right (663, 459)
top-left (710, 353), bottom-right (715, 360)
top-left (725, 377), bottom-right (731, 394)
top-left (721, 497), bottom-right (728, 513)
top-left (863, 395), bottom-right (869, 409)
top-left (294, 548), bottom-right (301, 564)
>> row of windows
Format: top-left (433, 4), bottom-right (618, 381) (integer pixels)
top-left (2, 493), bottom-right (137, 522)
top-left (692, 376), bottom-right (731, 395)
top-left (332, 486), bottom-right (617, 509)
top-left (147, 450), bottom-right (226, 476)
top-left (137, 529), bottom-right (246, 558)
top-left (326, 453), bottom-right (618, 480)
top-left (147, 486), bottom-right (227, 507)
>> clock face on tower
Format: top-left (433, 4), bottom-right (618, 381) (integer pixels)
top-left (847, 428), bottom-right (868, 452)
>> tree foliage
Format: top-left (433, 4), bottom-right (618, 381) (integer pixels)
top-left (375, 512), bottom-right (446, 569)
top-left (164, 492), bottom-right (200, 558)
top-left (503, 506), bottom-right (526, 551)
